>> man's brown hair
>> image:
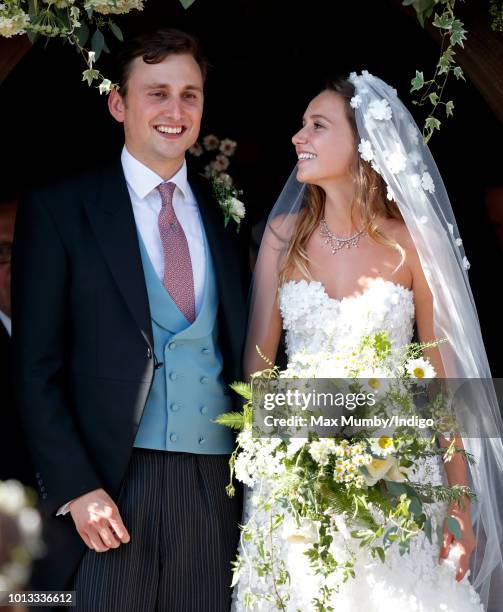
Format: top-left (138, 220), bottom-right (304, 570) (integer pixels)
top-left (116, 28), bottom-right (209, 97)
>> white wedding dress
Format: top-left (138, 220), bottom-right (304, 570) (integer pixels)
top-left (231, 278), bottom-right (484, 612)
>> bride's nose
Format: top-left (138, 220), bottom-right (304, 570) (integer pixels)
top-left (292, 127), bottom-right (308, 146)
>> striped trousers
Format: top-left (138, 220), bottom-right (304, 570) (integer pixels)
top-left (73, 448), bottom-right (242, 612)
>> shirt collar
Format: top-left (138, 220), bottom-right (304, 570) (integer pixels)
top-left (0, 310), bottom-right (11, 337)
top-left (121, 146), bottom-right (191, 201)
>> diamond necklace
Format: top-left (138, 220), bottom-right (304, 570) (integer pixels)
top-left (319, 217), bottom-right (366, 254)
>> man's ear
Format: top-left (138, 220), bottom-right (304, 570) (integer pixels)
top-left (108, 89), bottom-right (126, 123)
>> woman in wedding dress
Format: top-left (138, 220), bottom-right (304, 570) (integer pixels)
top-left (231, 73), bottom-right (503, 611)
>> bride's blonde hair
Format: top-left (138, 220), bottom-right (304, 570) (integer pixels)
top-left (279, 77), bottom-right (405, 284)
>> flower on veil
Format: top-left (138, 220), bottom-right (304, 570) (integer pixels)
top-left (409, 150), bottom-right (422, 166)
top-left (421, 172), bottom-right (435, 194)
top-left (358, 139), bottom-right (374, 162)
top-left (367, 98), bottom-right (392, 121)
top-left (407, 122), bottom-right (420, 145)
top-left (385, 150), bottom-right (407, 174)
top-left (350, 94), bottom-right (362, 109)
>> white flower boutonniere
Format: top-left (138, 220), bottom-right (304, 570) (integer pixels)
top-left (188, 133), bottom-right (245, 232)
top-left (211, 175), bottom-right (245, 233)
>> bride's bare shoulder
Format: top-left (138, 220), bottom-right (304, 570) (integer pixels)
top-left (378, 217), bottom-right (416, 252)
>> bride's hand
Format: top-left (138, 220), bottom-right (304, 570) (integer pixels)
top-left (438, 501), bottom-right (476, 582)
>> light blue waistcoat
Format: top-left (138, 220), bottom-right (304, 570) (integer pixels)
top-left (133, 229), bottom-right (235, 454)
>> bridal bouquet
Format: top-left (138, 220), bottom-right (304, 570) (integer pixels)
top-left (217, 333), bottom-right (475, 610)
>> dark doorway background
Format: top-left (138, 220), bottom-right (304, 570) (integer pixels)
top-left (1, 0), bottom-right (501, 373)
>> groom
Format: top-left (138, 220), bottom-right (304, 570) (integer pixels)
top-left (12, 28), bottom-right (246, 610)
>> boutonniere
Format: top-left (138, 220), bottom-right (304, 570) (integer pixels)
top-left (211, 174), bottom-right (245, 233)
top-left (189, 134), bottom-right (245, 233)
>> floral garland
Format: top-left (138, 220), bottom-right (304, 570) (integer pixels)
top-left (0, 0), bottom-right (193, 94)
top-left (1, 1), bottom-right (499, 137)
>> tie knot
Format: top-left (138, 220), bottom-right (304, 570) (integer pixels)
top-left (157, 181), bottom-right (176, 207)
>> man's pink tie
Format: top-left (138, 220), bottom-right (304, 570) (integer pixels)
top-left (157, 181), bottom-right (195, 323)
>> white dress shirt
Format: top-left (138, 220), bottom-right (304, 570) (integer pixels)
top-left (0, 310), bottom-right (11, 337)
top-left (121, 146), bottom-right (206, 315)
top-left (56, 149), bottom-right (207, 517)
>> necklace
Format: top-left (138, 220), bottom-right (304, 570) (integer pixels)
top-left (319, 217), bottom-right (366, 254)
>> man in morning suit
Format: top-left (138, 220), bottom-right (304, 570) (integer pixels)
top-left (0, 197), bottom-right (35, 488)
top-left (12, 29), bottom-right (246, 611)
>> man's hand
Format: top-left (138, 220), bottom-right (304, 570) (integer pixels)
top-left (69, 488), bottom-right (130, 552)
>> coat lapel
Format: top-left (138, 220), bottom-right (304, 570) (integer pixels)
top-left (189, 168), bottom-right (247, 376)
top-left (83, 159), bottom-right (153, 349)
top-left (189, 170), bottom-right (241, 312)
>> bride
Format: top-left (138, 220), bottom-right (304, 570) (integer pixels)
top-left (230, 73), bottom-right (503, 611)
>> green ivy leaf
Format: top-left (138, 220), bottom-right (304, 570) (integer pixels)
top-left (453, 66), bottom-right (465, 81)
top-left (91, 28), bottom-right (105, 61)
top-left (403, 0), bottom-right (436, 27)
top-left (445, 100), bottom-right (454, 117)
top-left (410, 70), bottom-right (425, 92)
top-left (179, 0), bottom-right (197, 8)
top-left (110, 22), bottom-right (123, 42)
top-left (428, 92), bottom-right (439, 106)
top-left (438, 48), bottom-right (455, 75)
top-left (450, 19), bottom-right (467, 47)
top-left (433, 13), bottom-right (454, 30)
top-left (82, 68), bottom-right (99, 86)
top-left (425, 116), bottom-right (441, 132)
top-left (447, 515), bottom-right (461, 540)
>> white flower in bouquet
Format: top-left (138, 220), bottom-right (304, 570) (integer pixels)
top-left (309, 438), bottom-right (337, 466)
top-left (286, 437), bottom-right (308, 457)
top-left (219, 138), bottom-right (237, 156)
top-left (282, 516), bottom-right (320, 544)
top-left (203, 134), bottom-right (220, 151)
top-left (363, 456), bottom-right (409, 487)
top-left (370, 434), bottom-right (397, 457)
top-left (405, 356), bottom-right (436, 380)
